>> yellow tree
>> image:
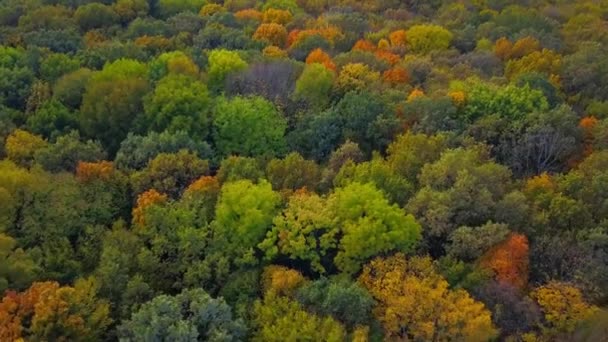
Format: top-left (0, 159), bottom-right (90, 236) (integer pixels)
top-left (359, 254), bottom-right (498, 341)
top-left (531, 282), bottom-right (599, 334)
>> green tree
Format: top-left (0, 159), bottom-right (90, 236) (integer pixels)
top-left (251, 292), bottom-right (346, 342)
top-left (53, 68), bottom-right (93, 110)
top-left (26, 99), bottom-right (76, 139)
top-left (79, 59), bottom-right (150, 153)
top-left (140, 74), bottom-right (211, 138)
top-left (207, 49), bottom-right (248, 93)
top-left (213, 96), bottom-right (287, 158)
top-left (34, 131), bottom-right (106, 173)
top-left (119, 288), bottom-right (245, 341)
top-left (328, 182), bottom-right (421, 274)
top-left (39, 53), bottom-right (80, 84)
top-left (157, 0), bottom-right (206, 18)
top-left (294, 63), bottom-right (335, 108)
top-left (407, 24), bottom-right (453, 54)
top-left (0, 233), bottom-right (39, 293)
top-left (211, 180), bottom-right (281, 265)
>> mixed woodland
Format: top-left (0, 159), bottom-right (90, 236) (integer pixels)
top-left (0, 0), bottom-right (608, 340)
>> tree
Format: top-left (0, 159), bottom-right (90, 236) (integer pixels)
top-left (115, 130), bottom-right (211, 171)
top-left (359, 254), bottom-right (498, 341)
top-left (261, 265), bottom-right (306, 296)
top-left (305, 48), bottom-right (335, 70)
top-left (446, 222), bottom-right (510, 261)
top-left (118, 288), bottom-right (245, 341)
top-left (386, 132), bottom-right (449, 184)
top-left (251, 292), bottom-right (346, 342)
top-left (328, 183), bottom-right (421, 274)
top-left (5, 129), bottom-right (48, 167)
top-left (407, 24), bottom-right (453, 54)
top-left (53, 68), bottom-right (93, 110)
top-left (0, 279), bottom-right (112, 342)
top-left (260, 190), bottom-right (334, 273)
top-left (157, 0), bottom-right (206, 18)
top-left (296, 276), bottom-right (375, 329)
top-left (140, 74), bottom-right (211, 138)
top-left (34, 130), bottom-right (106, 173)
top-left (211, 180), bottom-right (281, 265)
top-left (334, 156), bottom-right (413, 206)
top-left (266, 152), bottom-right (320, 191)
top-left (216, 156), bottom-right (265, 183)
top-left (479, 233), bottom-right (530, 289)
top-left (26, 99), bottom-right (76, 139)
top-left (79, 59), bottom-right (150, 153)
top-left (213, 96), bottom-right (287, 158)
top-left (74, 3), bottom-right (118, 31)
top-left (114, 0), bottom-right (149, 23)
top-left (207, 49), bottom-right (248, 93)
top-left (531, 282), bottom-right (599, 334)
top-left (131, 150), bottom-right (209, 198)
top-left (40, 53), bottom-right (80, 84)
top-left (335, 63), bottom-right (380, 94)
top-left (253, 23), bottom-right (288, 47)
top-left (0, 234), bottom-right (38, 293)
top-left (294, 63), bottom-right (334, 108)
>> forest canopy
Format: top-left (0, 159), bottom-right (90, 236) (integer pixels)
top-left (0, 0), bottom-right (607, 341)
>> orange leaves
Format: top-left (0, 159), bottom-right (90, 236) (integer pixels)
top-left (374, 50), bottom-right (400, 65)
top-left (76, 161), bottom-right (114, 182)
top-left (580, 116), bottom-right (599, 156)
top-left (235, 9), bottom-right (262, 21)
top-left (253, 23), bottom-right (288, 47)
top-left (389, 30), bottom-right (407, 47)
top-left (288, 27), bottom-right (343, 48)
top-left (382, 67), bottom-right (409, 85)
top-left (480, 233), bottom-right (529, 289)
top-left (494, 36), bottom-right (541, 60)
top-left (185, 175), bottom-right (219, 196)
top-left (352, 39), bottom-right (376, 52)
top-left (0, 280), bottom-right (111, 341)
top-left (448, 90), bottom-right (466, 106)
top-left (494, 37), bottom-right (513, 60)
top-left (132, 188), bottom-right (168, 227)
top-left (305, 48), bottom-right (335, 71)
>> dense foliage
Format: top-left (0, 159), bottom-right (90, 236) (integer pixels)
top-left (0, 0), bottom-right (607, 341)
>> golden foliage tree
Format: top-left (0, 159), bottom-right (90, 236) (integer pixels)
top-left (359, 254), bottom-right (498, 341)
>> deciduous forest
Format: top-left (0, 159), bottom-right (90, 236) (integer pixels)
top-left (0, 0), bottom-right (607, 341)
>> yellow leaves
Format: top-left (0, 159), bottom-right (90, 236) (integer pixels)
top-left (407, 88), bottom-right (425, 102)
top-left (448, 90), bottom-right (466, 106)
top-left (359, 254), bottom-right (498, 341)
top-left (262, 8), bottom-right (292, 25)
top-left (263, 45), bottom-right (288, 58)
top-left (199, 3), bottom-right (224, 16)
top-left (5, 129), bottom-right (47, 167)
top-left (523, 172), bottom-right (555, 198)
top-left (262, 265), bottom-right (306, 296)
top-left (531, 282), bottom-right (599, 334)
top-left (336, 63), bottom-right (380, 93)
